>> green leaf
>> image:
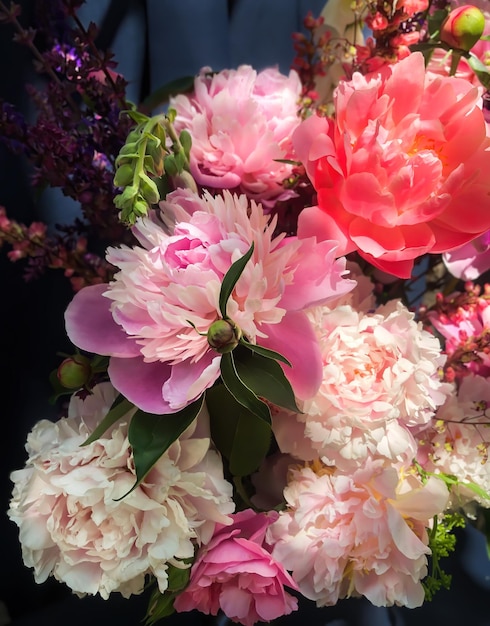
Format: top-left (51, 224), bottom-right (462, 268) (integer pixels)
top-left (240, 337), bottom-right (291, 366)
top-left (141, 75), bottom-right (196, 112)
top-left (233, 345), bottom-right (300, 413)
top-left (468, 53), bottom-right (490, 89)
top-left (121, 395), bottom-right (204, 499)
top-left (207, 385), bottom-right (272, 476)
top-left (82, 395), bottom-right (134, 446)
top-left (163, 154), bottom-right (178, 177)
top-left (220, 352), bottom-right (271, 424)
top-left (218, 242), bottom-right (254, 318)
top-left (461, 481), bottom-right (490, 501)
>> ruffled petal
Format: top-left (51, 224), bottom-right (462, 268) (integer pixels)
top-left (65, 285), bottom-right (141, 358)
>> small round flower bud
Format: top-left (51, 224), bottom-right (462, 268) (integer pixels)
top-left (207, 319), bottom-right (242, 354)
top-left (57, 354), bottom-right (92, 389)
top-left (440, 5), bottom-right (486, 51)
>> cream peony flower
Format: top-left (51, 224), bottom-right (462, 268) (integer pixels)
top-left (8, 383), bottom-right (234, 599)
top-left (273, 300), bottom-right (451, 469)
top-left (267, 459), bottom-right (449, 608)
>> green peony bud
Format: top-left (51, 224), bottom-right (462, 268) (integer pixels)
top-left (440, 4), bottom-right (486, 51)
top-left (57, 354), bottom-right (92, 389)
top-left (207, 319), bottom-right (242, 354)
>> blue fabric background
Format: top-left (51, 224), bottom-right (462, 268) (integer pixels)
top-left (0, 1), bottom-right (489, 624)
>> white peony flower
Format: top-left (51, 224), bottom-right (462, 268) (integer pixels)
top-left (8, 383), bottom-right (234, 599)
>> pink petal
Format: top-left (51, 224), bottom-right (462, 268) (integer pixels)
top-left (65, 284), bottom-right (140, 358)
top-left (260, 311), bottom-right (322, 400)
top-left (108, 356), bottom-right (174, 414)
top-left (162, 353), bottom-right (221, 411)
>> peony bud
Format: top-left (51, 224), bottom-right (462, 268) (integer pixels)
top-left (207, 319), bottom-right (242, 354)
top-left (440, 5), bottom-right (485, 51)
top-left (57, 354), bottom-right (92, 389)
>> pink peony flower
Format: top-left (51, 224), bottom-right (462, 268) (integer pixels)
top-left (8, 383), bottom-right (234, 599)
top-left (170, 65), bottom-right (302, 207)
top-left (267, 459), bottom-right (449, 608)
top-left (294, 52), bottom-right (490, 278)
top-left (442, 231), bottom-right (490, 280)
top-left (417, 374), bottom-right (490, 507)
top-left (174, 508), bottom-right (298, 626)
top-left (427, 282), bottom-right (490, 380)
top-left (65, 189), bottom-right (355, 414)
top-left (273, 300), bottom-right (451, 469)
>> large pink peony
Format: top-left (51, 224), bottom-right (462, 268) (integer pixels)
top-left (174, 508), bottom-right (298, 626)
top-left (267, 459), bottom-right (449, 608)
top-left (65, 189), bottom-right (354, 414)
top-left (7, 383), bottom-right (234, 599)
top-left (170, 65), bottom-right (302, 207)
top-left (294, 52), bottom-right (490, 278)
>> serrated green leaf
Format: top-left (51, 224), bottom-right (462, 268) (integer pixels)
top-left (220, 352), bottom-right (271, 424)
top-left (233, 345), bottom-right (300, 412)
top-left (82, 396), bottom-right (134, 446)
top-left (219, 242), bottom-right (254, 318)
top-left (121, 395), bottom-right (204, 500)
top-left (240, 338), bottom-right (291, 366)
top-left (207, 385), bottom-right (272, 476)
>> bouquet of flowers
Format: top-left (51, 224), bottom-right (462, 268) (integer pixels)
top-left (2, 0), bottom-right (490, 624)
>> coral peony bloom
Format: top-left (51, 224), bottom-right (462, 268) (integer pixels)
top-left (294, 52), bottom-right (490, 278)
top-left (8, 383), bottom-right (234, 599)
top-left (65, 189), bottom-right (354, 413)
top-left (273, 300), bottom-right (451, 469)
top-left (174, 509), bottom-right (298, 626)
top-left (267, 460), bottom-right (449, 608)
top-left (170, 65), bottom-right (302, 207)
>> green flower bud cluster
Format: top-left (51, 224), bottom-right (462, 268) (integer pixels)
top-left (113, 109), bottom-right (193, 225)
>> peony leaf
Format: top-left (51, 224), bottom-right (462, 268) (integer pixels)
top-left (120, 395), bottom-right (204, 499)
top-left (233, 345), bottom-right (300, 413)
top-left (240, 337), bottom-right (291, 365)
top-left (467, 53), bottom-right (490, 89)
top-left (207, 384), bottom-right (272, 476)
top-left (82, 395), bottom-right (134, 446)
top-left (220, 351), bottom-right (271, 424)
top-left (218, 242), bottom-right (254, 318)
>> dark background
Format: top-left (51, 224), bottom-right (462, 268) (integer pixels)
top-left (0, 1), bottom-right (489, 624)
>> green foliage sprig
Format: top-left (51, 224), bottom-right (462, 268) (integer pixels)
top-left (113, 109), bottom-right (192, 225)
top-left (423, 512), bottom-right (466, 601)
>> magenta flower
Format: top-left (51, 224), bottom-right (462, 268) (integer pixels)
top-left (294, 52), bottom-right (490, 278)
top-left (65, 189), bottom-right (354, 413)
top-left (170, 65), bottom-right (302, 207)
top-left (174, 509), bottom-right (298, 626)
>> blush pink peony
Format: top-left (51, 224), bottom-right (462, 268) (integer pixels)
top-left (8, 383), bottom-right (234, 599)
top-left (65, 189), bottom-right (355, 414)
top-left (272, 300), bottom-right (451, 469)
top-left (267, 459), bottom-right (449, 608)
top-left (294, 52), bottom-right (490, 278)
top-left (170, 65), bottom-right (302, 207)
top-left (174, 508), bottom-right (298, 626)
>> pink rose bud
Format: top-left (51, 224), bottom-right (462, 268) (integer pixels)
top-left (207, 319), bottom-right (242, 353)
top-left (57, 354), bottom-right (92, 389)
top-left (440, 4), bottom-right (486, 51)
